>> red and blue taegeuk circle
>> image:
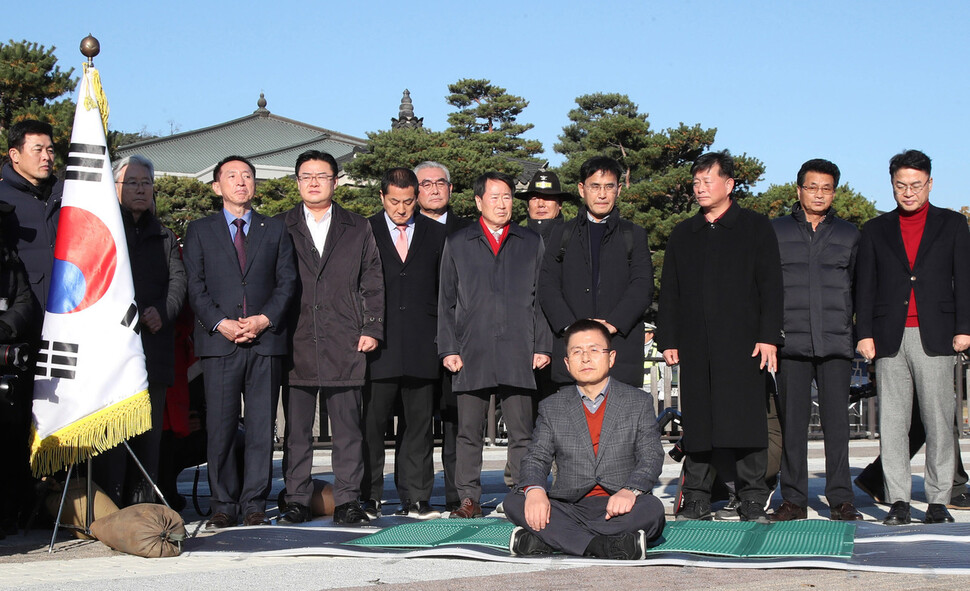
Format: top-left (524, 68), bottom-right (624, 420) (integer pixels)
top-left (47, 206), bottom-right (117, 314)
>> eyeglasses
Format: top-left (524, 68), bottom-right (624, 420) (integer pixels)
top-left (567, 346), bottom-right (611, 358)
top-left (583, 183), bottom-right (618, 194)
top-left (419, 180), bottom-right (450, 190)
top-left (116, 180), bottom-right (153, 189)
top-left (799, 184), bottom-right (835, 196)
top-left (298, 173), bottom-right (335, 183)
top-left (893, 181), bottom-right (929, 196)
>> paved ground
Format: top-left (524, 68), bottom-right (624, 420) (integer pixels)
top-left (2, 439), bottom-right (969, 590)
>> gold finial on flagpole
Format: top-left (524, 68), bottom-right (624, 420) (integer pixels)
top-left (80, 34), bottom-right (100, 66)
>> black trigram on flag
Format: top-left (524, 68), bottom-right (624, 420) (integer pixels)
top-left (65, 143), bottom-right (107, 183)
top-left (35, 340), bottom-right (79, 379)
top-left (120, 303), bottom-right (140, 334)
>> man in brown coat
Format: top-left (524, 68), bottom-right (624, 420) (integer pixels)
top-left (278, 150), bottom-right (384, 525)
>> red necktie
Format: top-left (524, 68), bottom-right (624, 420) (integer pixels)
top-left (233, 218), bottom-right (247, 314)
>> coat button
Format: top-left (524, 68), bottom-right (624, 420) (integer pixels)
top-left (314, 304), bottom-right (320, 310)
top-left (910, 275), bottom-right (916, 281)
top-left (903, 300), bottom-right (909, 305)
top-left (241, 281), bottom-right (247, 286)
top-left (399, 306), bottom-right (406, 311)
top-left (237, 304), bottom-right (242, 308)
top-left (400, 271), bottom-right (406, 277)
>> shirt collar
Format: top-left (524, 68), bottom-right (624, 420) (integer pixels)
top-left (223, 208), bottom-right (253, 226)
top-left (384, 212), bottom-right (414, 232)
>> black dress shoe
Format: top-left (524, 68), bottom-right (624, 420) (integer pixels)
top-left (333, 500), bottom-right (370, 525)
top-left (243, 511), bottom-right (271, 526)
top-left (509, 526), bottom-right (554, 556)
top-left (445, 500), bottom-right (461, 512)
top-left (394, 500), bottom-right (412, 516)
top-left (277, 502), bottom-right (310, 525)
top-left (830, 501), bottom-right (864, 521)
top-left (410, 501), bottom-right (441, 520)
top-left (924, 503), bottom-right (955, 524)
top-left (361, 499), bottom-right (381, 519)
top-left (883, 501), bottom-right (911, 525)
top-left (206, 512), bottom-right (236, 530)
top-left (947, 492), bottom-right (970, 510)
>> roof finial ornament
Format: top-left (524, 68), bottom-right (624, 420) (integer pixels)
top-left (255, 92), bottom-right (269, 116)
top-left (391, 89), bottom-right (423, 129)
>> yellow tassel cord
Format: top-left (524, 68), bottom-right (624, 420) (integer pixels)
top-left (28, 389), bottom-right (151, 477)
top-left (82, 63), bottom-right (110, 134)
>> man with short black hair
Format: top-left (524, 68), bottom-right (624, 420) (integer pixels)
top-left (769, 159), bottom-right (862, 522)
top-left (0, 120), bottom-right (61, 323)
top-left (438, 171), bottom-right (551, 519)
top-left (277, 150), bottom-right (383, 526)
top-left (540, 156), bottom-right (653, 390)
top-left (657, 151), bottom-right (784, 523)
top-left (506, 319), bottom-right (665, 559)
top-left (855, 149), bottom-right (970, 526)
top-left (361, 167), bottom-right (446, 520)
top-left (184, 155), bottom-right (297, 529)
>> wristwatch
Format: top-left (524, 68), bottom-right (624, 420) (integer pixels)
top-left (624, 487), bottom-right (644, 497)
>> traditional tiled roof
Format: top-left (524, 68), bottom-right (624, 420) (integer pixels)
top-left (115, 94), bottom-right (366, 182)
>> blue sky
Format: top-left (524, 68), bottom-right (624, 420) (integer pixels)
top-left (7, 0), bottom-right (969, 212)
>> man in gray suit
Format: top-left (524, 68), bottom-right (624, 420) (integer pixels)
top-left (505, 319), bottom-right (666, 559)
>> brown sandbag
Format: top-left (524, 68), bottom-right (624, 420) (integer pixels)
top-left (309, 479), bottom-right (335, 516)
top-left (45, 479), bottom-right (120, 540)
top-left (90, 503), bottom-right (186, 558)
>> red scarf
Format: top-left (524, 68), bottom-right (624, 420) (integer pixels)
top-left (479, 217), bottom-right (509, 256)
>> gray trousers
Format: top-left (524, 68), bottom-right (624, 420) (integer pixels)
top-left (456, 386), bottom-right (534, 501)
top-left (505, 491), bottom-right (666, 556)
top-left (877, 327), bottom-right (956, 504)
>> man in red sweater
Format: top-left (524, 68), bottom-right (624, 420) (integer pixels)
top-left (505, 319), bottom-right (665, 559)
top-left (855, 149), bottom-right (970, 525)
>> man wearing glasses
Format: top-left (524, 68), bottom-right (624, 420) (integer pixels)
top-left (277, 150), bottom-right (384, 526)
top-left (539, 156), bottom-right (653, 391)
top-left (855, 149), bottom-right (970, 525)
top-left (506, 319), bottom-right (665, 559)
top-left (413, 161), bottom-right (473, 512)
top-left (768, 159), bottom-right (862, 522)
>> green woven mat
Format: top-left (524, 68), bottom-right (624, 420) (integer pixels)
top-left (345, 518), bottom-right (516, 550)
top-left (647, 520), bottom-right (856, 558)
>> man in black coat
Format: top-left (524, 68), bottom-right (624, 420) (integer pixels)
top-left (0, 120), bottom-right (60, 530)
top-left (361, 168), bottom-right (446, 519)
top-left (0, 120), bottom-right (61, 332)
top-left (94, 155), bottom-right (186, 507)
top-left (768, 159), bottom-right (862, 522)
top-left (438, 172), bottom-right (552, 519)
top-left (657, 151), bottom-right (784, 523)
top-left (414, 161), bottom-right (473, 512)
top-left (277, 150), bottom-right (384, 526)
top-left (855, 149), bottom-right (970, 526)
top-left (539, 157), bottom-right (653, 389)
top-left (518, 170), bottom-right (570, 245)
top-left (183, 156), bottom-right (296, 529)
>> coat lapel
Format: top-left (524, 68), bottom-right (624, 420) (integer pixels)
top-left (595, 386), bottom-right (621, 466)
top-left (566, 391), bottom-right (596, 464)
top-left (886, 211), bottom-right (913, 271)
top-left (212, 214), bottom-right (242, 274)
top-left (242, 212), bottom-right (267, 276)
top-left (320, 205), bottom-right (348, 273)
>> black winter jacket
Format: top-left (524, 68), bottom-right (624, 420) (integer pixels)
top-left (772, 202), bottom-right (859, 359)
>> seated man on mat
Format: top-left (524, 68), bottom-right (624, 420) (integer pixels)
top-left (506, 319), bottom-right (666, 559)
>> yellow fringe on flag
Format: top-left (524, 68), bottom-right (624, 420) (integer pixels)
top-left (82, 63), bottom-right (110, 135)
top-left (28, 389), bottom-right (151, 477)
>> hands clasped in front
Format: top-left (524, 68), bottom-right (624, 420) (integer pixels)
top-left (217, 314), bottom-right (271, 344)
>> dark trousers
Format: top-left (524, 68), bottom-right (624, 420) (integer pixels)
top-left (438, 372), bottom-right (459, 506)
top-left (684, 448), bottom-right (768, 504)
top-left (203, 349), bottom-right (279, 520)
top-left (93, 381), bottom-right (168, 506)
top-left (282, 385), bottom-right (364, 507)
top-left (362, 377), bottom-right (435, 502)
top-left (505, 491), bottom-right (666, 556)
top-left (777, 357), bottom-right (853, 507)
top-left (0, 376), bottom-right (32, 527)
top-left (456, 386), bottom-right (534, 501)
